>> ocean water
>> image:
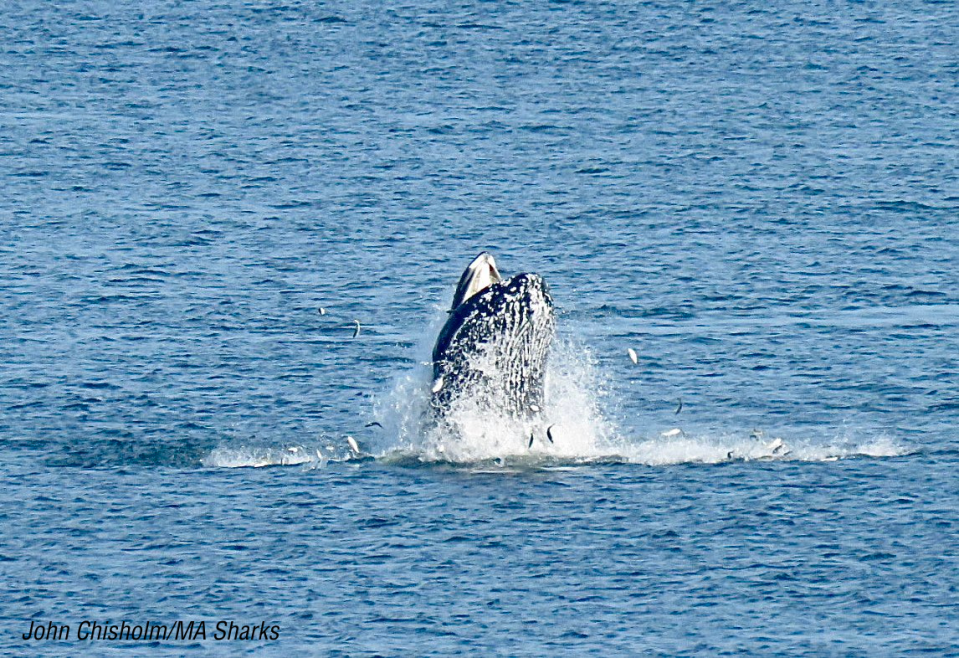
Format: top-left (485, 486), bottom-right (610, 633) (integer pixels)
top-left (2, 0), bottom-right (957, 655)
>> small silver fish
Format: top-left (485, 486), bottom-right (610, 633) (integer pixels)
top-left (347, 436), bottom-right (360, 455)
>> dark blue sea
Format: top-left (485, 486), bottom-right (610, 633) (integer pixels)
top-left (2, 1), bottom-right (957, 655)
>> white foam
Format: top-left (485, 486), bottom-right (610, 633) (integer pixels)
top-left (376, 330), bottom-right (619, 464)
top-left (612, 432), bottom-right (910, 466)
top-left (201, 445), bottom-right (326, 469)
top-left (201, 426), bottom-right (911, 469)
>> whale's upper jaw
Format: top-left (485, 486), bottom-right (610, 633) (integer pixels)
top-left (449, 252), bottom-right (502, 311)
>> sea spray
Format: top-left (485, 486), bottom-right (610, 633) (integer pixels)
top-left (376, 327), bottom-right (620, 463)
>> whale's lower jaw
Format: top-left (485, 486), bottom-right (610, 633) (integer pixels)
top-left (430, 273), bottom-right (555, 420)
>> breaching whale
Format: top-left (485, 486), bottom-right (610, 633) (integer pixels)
top-left (430, 252), bottom-right (555, 420)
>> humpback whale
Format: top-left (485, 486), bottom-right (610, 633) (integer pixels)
top-left (430, 252), bottom-right (555, 420)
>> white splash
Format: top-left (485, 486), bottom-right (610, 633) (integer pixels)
top-left (606, 427), bottom-right (911, 466)
top-left (375, 328), bottom-right (618, 464)
top-left (201, 445), bottom-right (326, 469)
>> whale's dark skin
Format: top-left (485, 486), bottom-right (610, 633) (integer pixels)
top-left (430, 257), bottom-right (555, 419)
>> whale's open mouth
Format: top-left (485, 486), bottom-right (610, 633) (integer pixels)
top-left (448, 251), bottom-right (502, 311)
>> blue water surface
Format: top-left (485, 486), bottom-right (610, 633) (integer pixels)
top-left (2, 0), bottom-right (957, 655)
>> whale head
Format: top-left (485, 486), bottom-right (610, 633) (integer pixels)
top-left (431, 253), bottom-right (555, 420)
